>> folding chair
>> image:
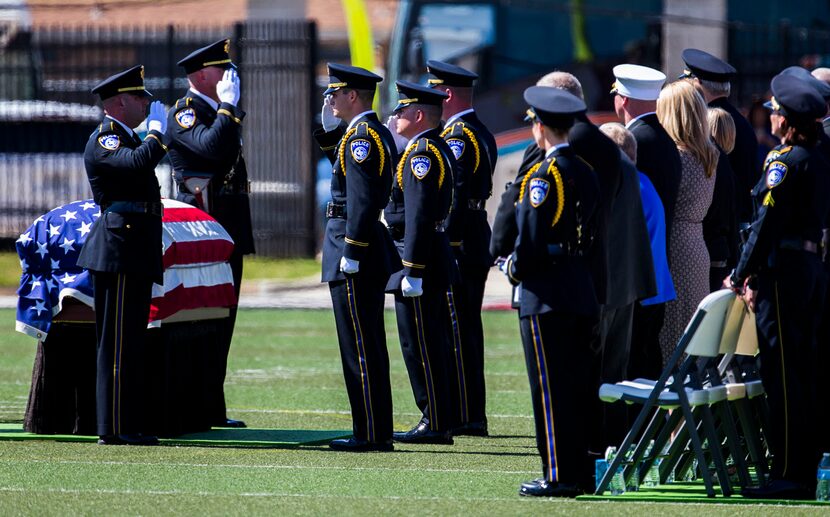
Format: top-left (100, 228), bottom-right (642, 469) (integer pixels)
top-left (595, 290), bottom-right (736, 497)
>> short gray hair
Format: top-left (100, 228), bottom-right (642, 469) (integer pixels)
top-left (812, 67), bottom-right (830, 84)
top-left (536, 71), bottom-right (584, 100)
top-left (599, 122), bottom-right (637, 162)
top-left (699, 78), bottom-right (730, 97)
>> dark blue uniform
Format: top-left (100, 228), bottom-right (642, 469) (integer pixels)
top-left (440, 111), bottom-right (497, 431)
top-left (76, 116), bottom-right (166, 438)
top-left (314, 112), bottom-right (400, 445)
top-left (386, 129), bottom-right (459, 436)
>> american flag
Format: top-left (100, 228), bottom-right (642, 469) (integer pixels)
top-left (15, 198), bottom-right (236, 340)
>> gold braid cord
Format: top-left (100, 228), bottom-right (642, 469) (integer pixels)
top-left (426, 142), bottom-right (447, 188)
top-left (547, 159), bottom-right (565, 227)
top-left (366, 127), bottom-right (386, 175)
top-left (517, 162), bottom-right (543, 204)
top-left (441, 123), bottom-right (481, 174)
top-left (396, 142), bottom-right (417, 189)
top-left (395, 140), bottom-right (446, 189)
top-left (337, 127), bottom-right (358, 175)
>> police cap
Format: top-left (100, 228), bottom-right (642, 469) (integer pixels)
top-left (324, 63), bottom-right (382, 95)
top-left (679, 48), bottom-right (736, 82)
top-left (426, 60), bottom-right (478, 88)
top-left (523, 86), bottom-right (585, 129)
top-left (765, 73), bottom-right (827, 120)
top-left (779, 66), bottom-right (830, 101)
top-left (178, 39), bottom-right (236, 75)
top-left (393, 80), bottom-right (448, 112)
top-left (91, 65), bottom-right (152, 100)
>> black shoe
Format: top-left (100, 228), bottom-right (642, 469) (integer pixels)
top-left (741, 479), bottom-right (812, 500)
top-left (329, 437), bottom-right (394, 452)
top-left (519, 478), bottom-right (583, 498)
top-left (393, 421), bottom-right (453, 445)
top-left (97, 433), bottom-right (159, 446)
top-left (453, 421), bottom-right (489, 437)
top-left (213, 418), bottom-right (247, 428)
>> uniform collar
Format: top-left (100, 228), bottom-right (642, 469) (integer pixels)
top-left (189, 88), bottom-right (219, 111)
top-left (347, 110), bottom-right (376, 131)
top-left (406, 128), bottom-right (433, 148)
top-left (625, 111), bottom-right (655, 129)
top-left (105, 115), bottom-right (138, 140)
top-left (445, 108), bottom-right (474, 126)
top-left (545, 142), bottom-right (570, 158)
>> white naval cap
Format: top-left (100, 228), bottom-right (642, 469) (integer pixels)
top-left (611, 64), bottom-right (666, 101)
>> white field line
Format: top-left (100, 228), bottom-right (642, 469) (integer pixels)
top-left (225, 408), bottom-right (534, 419)
top-left (0, 459), bottom-right (537, 476)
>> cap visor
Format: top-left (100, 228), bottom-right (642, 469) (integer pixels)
top-left (324, 86), bottom-right (339, 96)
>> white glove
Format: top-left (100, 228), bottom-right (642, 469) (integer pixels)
top-left (498, 257), bottom-right (510, 276)
top-left (321, 97), bottom-right (340, 132)
top-left (401, 275), bottom-right (423, 297)
top-left (340, 256), bottom-right (359, 274)
top-left (217, 69), bottom-right (240, 106)
top-left (146, 101), bottom-right (167, 135)
top-left (385, 115), bottom-right (408, 153)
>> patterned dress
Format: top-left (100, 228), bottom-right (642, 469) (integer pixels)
top-left (659, 148), bottom-right (716, 365)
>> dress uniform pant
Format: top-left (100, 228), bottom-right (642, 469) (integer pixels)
top-left (210, 251), bottom-right (243, 424)
top-left (92, 271), bottom-right (153, 437)
top-left (329, 274), bottom-right (393, 442)
top-left (819, 263), bottom-right (830, 454)
top-left (445, 263), bottom-right (489, 428)
top-left (520, 310), bottom-right (594, 486)
top-left (395, 284), bottom-right (454, 432)
top-left (754, 250), bottom-right (824, 486)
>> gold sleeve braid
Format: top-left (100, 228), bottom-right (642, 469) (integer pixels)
top-left (396, 142), bottom-right (417, 189)
top-left (517, 162), bottom-right (543, 204)
top-left (547, 159), bottom-right (565, 227)
top-left (441, 123), bottom-right (481, 174)
top-left (426, 142), bottom-right (447, 188)
top-left (337, 127), bottom-right (358, 175)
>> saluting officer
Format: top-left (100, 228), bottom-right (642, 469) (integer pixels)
top-left (426, 60), bottom-right (498, 436)
top-left (502, 86), bottom-right (600, 497)
top-left (681, 48), bottom-right (759, 228)
top-left (166, 39), bottom-right (253, 428)
top-left (729, 75), bottom-right (830, 500)
top-left (77, 65), bottom-right (168, 445)
top-left (313, 64), bottom-right (400, 452)
top-left (386, 81), bottom-right (459, 445)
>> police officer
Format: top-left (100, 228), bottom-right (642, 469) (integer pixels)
top-left (166, 39), bottom-right (253, 428)
top-left (681, 48), bottom-right (759, 228)
top-left (313, 63), bottom-right (400, 452)
top-left (729, 74), bottom-right (830, 500)
top-left (386, 81), bottom-right (459, 444)
top-left (503, 86), bottom-right (600, 497)
top-left (426, 60), bottom-right (497, 436)
top-left (77, 65), bottom-right (168, 445)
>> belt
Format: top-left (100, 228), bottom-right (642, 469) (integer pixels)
top-left (779, 238), bottom-right (818, 254)
top-left (326, 202), bottom-right (346, 219)
top-left (467, 199), bottom-right (486, 211)
top-left (105, 201), bottom-right (163, 217)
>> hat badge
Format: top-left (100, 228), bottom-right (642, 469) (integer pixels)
top-left (224, 40), bottom-right (230, 55)
top-left (140, 66), bottom-right (144, 80)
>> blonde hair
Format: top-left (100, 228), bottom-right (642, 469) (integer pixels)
top-left (599, 122), bottom-right (637, 162)
top-left (707, 107), bottom-right (736, 154)
top-left (657, 80), bottom-right (719, 177)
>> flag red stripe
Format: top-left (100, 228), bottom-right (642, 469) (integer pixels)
top-left (161, 206), bottom-right (217, 223)
top-left (149, 283), bottom-right (237, 322)
top-left (162, 240), bottom-right (235, 268)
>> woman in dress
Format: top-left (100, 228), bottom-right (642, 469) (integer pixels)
top-left (656, 81), bottom-right (719, 363)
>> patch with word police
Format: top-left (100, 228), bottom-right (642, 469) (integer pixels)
top-left (350, 139), bottom-right (371, 163)
top-left (447, 138), bottom-right (465, 160)
top-left (766, 161), bottom-right (788, 189)
top-left (410, 155), bottom-right (431, 179)
top-left (97, 134), bottom-right (120, 151)
top-left (763, 147), bottom-right (791, 169)
top-left (175, 108), bottom-right (197, 129)
top-left (529, 178), bottom-right (550, 207)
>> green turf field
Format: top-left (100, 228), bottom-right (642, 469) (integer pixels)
top-left (0, 309), bottom-right (823, 515)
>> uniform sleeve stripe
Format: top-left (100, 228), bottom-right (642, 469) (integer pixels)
top-left (402, 260), bottom-right (425, 269)
top-left (344, 237), bottom-right (369, 247)
top-left (217, 108), bottom-right (242, 124)
top-left (145, 133), bottom-right (168, 151)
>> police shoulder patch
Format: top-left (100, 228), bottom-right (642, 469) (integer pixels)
top-left (410, 155), bottom-right (431, 179)
top-left (766, 161), bottom-right (788, 189)
top-left (529, 177), bottom-right (550, 207)
top-left (175, 107), bottom-right (196, 129)
top-left (350, 139), bottom-right (371, 163)
top-left (447, 138), bottom-right (465, 160)
top-left (97, 133), bottom-right (120, 151)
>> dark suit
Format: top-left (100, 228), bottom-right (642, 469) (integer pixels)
top-left (708, 97), bottom-right (759, 225)
top-left (814, 121), bottom-right (830, 455)
top-left (703, 147), bottom-right (739, 291)
top-left (505, 144), bottom-right (600, 487)
top-left (77, 116), bottom-right (166, 437)
top-left (165, 91), bottom-right (254, 424)
top-left (386, 128), bottom-right (459, 432)
top-left (313, 113), bottom-right (400, 443)
top-left (628, 113), bottom-right (682, 242)
top-left (441, 110), bottom-right (497, 428)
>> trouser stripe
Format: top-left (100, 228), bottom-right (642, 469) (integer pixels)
top-left (774, 282), bottom-right (789, 476)
top-left (113, 273), bottom-right (126, 435)
top-left (531, 314), bottom-right (558, 482)
top-left (414, 297), bottom-right (438, 430)
top-left (446, 286), bottom-right (468, 423)
top-left (346, 277), bottom-right (375, 442)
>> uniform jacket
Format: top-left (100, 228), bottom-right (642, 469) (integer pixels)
top-left (313, 112), bottom-right (400, 283)
top-left (628, 113), bottom-right (682, 237)
top-left (165, 91), bottom-right (255, 254)
top-left (703, 147), bottom-right (739, 267)
top-left (385, 127), bottom-right (459, 291)
top-left (76, 117), bottom-right (166, 283)
top-left (735, 144), bottom-right (830, 280)
top-left (441, 110), bottom-right (498, 267)
top-left (709, 97), bottom-right (760, 225)
top-left (507, 145), bottom-right (600, 317)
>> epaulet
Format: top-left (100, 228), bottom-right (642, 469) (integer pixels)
top-left (174, 97), bottom-right (193, 111)
top-left (440, 120), bottom-right (467, 139)
top-left (416, 138), bottom-right (429, 152)
top-left (355, 121), bottom-right (369, 137)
